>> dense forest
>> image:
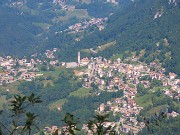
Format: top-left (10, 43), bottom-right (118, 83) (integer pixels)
top-left (0, 0), bottom-right (121, 57)
top-left (0, 7), bottom-right (40, 56)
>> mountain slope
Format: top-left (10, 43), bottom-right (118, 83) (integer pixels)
top-left (0, 7), bottom-right (42, 56)
top-left (75, 0), bottom-right (180, 76)
top-left (0, 0), bottom-right (120, 56)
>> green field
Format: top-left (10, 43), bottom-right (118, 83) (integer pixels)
top-left (96, 41), bottom-right (116, 52)
top-left (0, 96), bottom-right (7, 110)
top-left (0, 81), bottom-right (22, 109)
top-left (151, 86), bottom-right (165, 92)
top-left (135, 94), bottom-right (154, 108)
top-left (148, 105), bottom-right (168, 115)
top-left (32, 23), bottom-right (52, 30)
top-left (81, 0), bottom-right (91, 4)
top-left (49, 98), bottom-right (67, 110)
top-left (110, 53), bottom-right (123, 61)
top-left (135, 93), bottom-right (165, 107)
top-left (0, 67), bottom-right (3, 73)
top-left (49, 87), bottom-right (92, 110)
top-left (42, 80), bottom-right (54, 87)
top-left (81, 41), bottom-right (116, 54)
top-left (74, 66), bottom-right (87, 71)
top-left (0, 81), bottom-right (21, 95)
top-left (20, 5), bottom-right (39, 15)
top-left (37, 66), bottom-right (75, 86)
top-left (81, 49), bottom-right (91, 53)
top-left (37, 65), bottom-right (67, 78)
top-left (59, 9), bottom-right (90, 21)
top-left (69, 87), bottom-right (92, 98)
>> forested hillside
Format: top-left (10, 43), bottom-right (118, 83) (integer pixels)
top-left (1, 0), bottom-right (180, 75)
top-left (0, 7), bottom-right (41, 56)
top-left (74, 0), bottom-right (180, 76)
top-left (0, 0), bottom-right (120, 57)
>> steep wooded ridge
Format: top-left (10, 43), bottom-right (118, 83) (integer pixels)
top-left (0, 0), bottom-right (120, 57)
top-left (0, 7), bottom-right (40, 56)
top-left (75, 0), bottom-right (180, 76)
top-left (0, 1), bottom-right (47, 56)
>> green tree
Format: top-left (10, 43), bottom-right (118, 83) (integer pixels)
top-left (60, 113), bottom-right (80, 135)
top-left (0, 93), bottom-right (42, 135)
top-left (143, 111), bottom-right (167, 135)
top-left (87, 113), bottom-right (116, 135)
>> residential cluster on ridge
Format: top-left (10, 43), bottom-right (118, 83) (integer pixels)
top-left (65, 18), bottom-right (107, 33)
top-left (1, 48), bottom-right (179, 134)
top-left (53, 0), bottom-right (107, 34)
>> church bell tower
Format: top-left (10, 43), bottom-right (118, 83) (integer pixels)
top-left (78, 51), bottom-right (80, 63)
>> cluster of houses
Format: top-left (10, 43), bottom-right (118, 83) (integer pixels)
top-left (33, 48), bottom-right (60, 66)
top-left (45, 48), bottom-right (58, 59)
top-left (10, 0), bottom-right (25, 8)
top-left (53, 0), bottom-right (67, 5)
top-left (153, 0), bottom-right (178, 20)
top-left (0, 47), bottom-right (61, 86)
top-left (79, 57), bottom-right (146, 134)
top-left (107, 0), bottom-right (118, 4)
top-left (148, 63), bottom-right (180, 100)
top-left (1, 50), bottom-right (179, 134)
top-left (76, 55), bottom-right (179, 134)
top-left (41, 53), bottom-right (180, 134)
top-left (95, 95), bottom-right (145, 134)
top-left (0, 56), bottom-right (17, 85)
top-left (80, 56), bottom-right (180, 100)
top-left (0, 55), bottom-right (43, 85)
top-left (60, 3), bottom-right (75, 11)
top-left (43, 126), bottom-right (61, 135)
top-left (64, 57), bottom-right (90, 68)
top-left (52, 0), bottom-right (109, 37)
top-left (164, 77), bottom-right (180, 100)
top-left (82, 56), bottom-right (148, 90)
top-left (168, 0), bottom-right (178, 6)
top-left (53, 0), bottom-right (75, 11)
top-left (65, 17), bottom-right (107, 33)
top-left (0, 47), bottom-right (64, 86)
top-left (153, 9), bottom-right (164, 20)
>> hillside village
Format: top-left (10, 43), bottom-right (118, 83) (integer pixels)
top-left (65, 17), bottom-right (107, 33)
top-left (53, 0), bottom-right (108, 34)
top-left (0, 49), bottom-right (179, 134)
top-left (0, 47), bottom-right (65, 86)
top-left (0, 54), bottom-right (179, 134)
top-left (79, 55), bottom-right (180, 100)
top-left (42, 52), bottom-right (179, 134)
top-left (77, 55), bottom-right (179, 134)
top-left (9, 0), bottom-right (108, 36)
top-left (0, 56), bottom-right (42, 85)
